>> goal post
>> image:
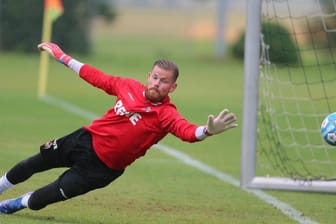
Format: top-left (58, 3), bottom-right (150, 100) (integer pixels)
top-left (240, 0), bottom-right (336, 193)
top-left (240, 0), bottom-right (261, 188)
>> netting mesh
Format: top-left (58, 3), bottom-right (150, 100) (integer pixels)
top-left (257, 0), bottom-right (336, 180)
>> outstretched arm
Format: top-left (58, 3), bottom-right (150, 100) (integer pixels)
top-left (195, 109), bottom-right (238, 140)
top-left (38, 42), bottom-right (120, 95)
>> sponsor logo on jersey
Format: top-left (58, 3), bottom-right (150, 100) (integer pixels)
top-left (128, 92), bottom-right (135, 101)
top-left (114, 99), bottom-right (142, 125)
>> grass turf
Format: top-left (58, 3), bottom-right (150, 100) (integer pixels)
top-left (0, 36), bottom-right (334, 224)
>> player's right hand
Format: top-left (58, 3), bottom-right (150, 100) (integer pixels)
top-left (38, 42), bottom-right (72, 66)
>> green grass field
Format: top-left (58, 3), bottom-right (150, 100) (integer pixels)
top-left (1, 33), bottom-right (336, 224)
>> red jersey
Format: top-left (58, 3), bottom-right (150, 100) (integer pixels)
top-left (79, 65), bottom-right (200, 170)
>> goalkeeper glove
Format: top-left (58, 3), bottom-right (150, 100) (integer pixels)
top-left (206, 109), bottom-right (237, 135)
top-left (38, 42), bottom-right (72, 66)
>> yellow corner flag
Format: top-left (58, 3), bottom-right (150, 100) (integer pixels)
top-left (38, 0), bottom-right (64, 98)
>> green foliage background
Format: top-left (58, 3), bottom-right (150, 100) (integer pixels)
top-left (232, 22), bottom-right (299, 64)
top-left (0, 0), bottom-right (115, 54)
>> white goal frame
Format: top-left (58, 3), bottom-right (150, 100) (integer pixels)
top-left (240, 0), bottom-right (336, 193)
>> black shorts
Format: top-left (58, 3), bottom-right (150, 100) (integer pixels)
top-left (39, 128), bottom-right (124, 193)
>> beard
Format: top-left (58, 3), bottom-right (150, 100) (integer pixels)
top-left (144, 87), bottom-right (165, 103)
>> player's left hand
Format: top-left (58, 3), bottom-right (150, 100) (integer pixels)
top-left (206, 109), bottom-right (238, 135)
top-left (37, 42), bottom-right (72, 66)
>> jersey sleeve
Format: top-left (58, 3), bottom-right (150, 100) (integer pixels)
top-left (79, 64), bottom-right (122, 95)
top-left (160, 106), bottom-right (201, 142)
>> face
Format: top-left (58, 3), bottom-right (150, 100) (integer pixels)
top-left (145, 65), bottom-right (177, 103)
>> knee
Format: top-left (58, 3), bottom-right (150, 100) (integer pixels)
top-left (58, 173), bottom-right (89, 199)
top-left (27, 193), bottom-right (48, 210)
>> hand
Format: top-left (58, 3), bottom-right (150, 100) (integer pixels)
top-left (206, 109), bottom-right (238, 135)
top-left (38, 42), bottom-right (72, 66)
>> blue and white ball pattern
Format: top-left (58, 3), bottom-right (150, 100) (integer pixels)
top-left (321, 112), bottom-right (336, 146)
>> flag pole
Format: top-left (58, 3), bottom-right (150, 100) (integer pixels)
top-left (37, 0), bottom-right (63, 98)
top-left (37, 5), bottom-right (52, 98)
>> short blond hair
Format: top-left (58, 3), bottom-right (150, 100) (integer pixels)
top-left (153, 59), bottom-right (179, 82)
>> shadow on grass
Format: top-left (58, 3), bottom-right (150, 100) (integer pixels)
top-left (8, 213), bottom-right (81, 224)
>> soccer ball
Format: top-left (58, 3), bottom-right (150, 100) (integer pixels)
top-left (321, 112), bottom-right (336, 146)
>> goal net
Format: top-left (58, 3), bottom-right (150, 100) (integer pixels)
top-left (241, 0), bottom-right (336, 192)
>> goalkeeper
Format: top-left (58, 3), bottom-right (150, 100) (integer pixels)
top-left (0, 42), bottom-right (237, 214)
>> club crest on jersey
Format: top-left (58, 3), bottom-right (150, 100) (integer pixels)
top-left (42, 139), bottom-right (58, 150)
top-left (114, 99), bottom-right (142, 125)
